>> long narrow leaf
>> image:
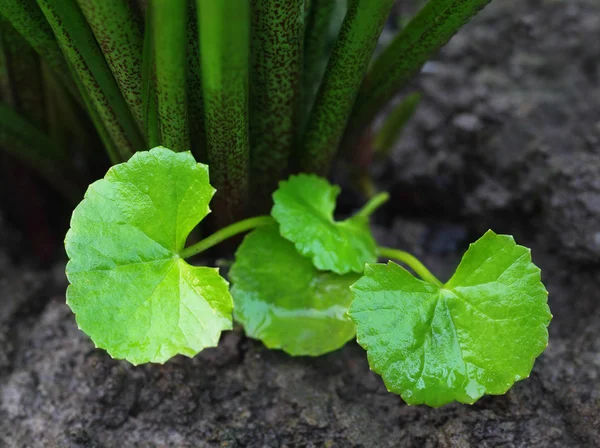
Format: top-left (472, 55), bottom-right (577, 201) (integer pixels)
top-left (151, 0), bottom-right (189, 152)
top-left (303, 0), bottom-right (346, 120)
top-left (141, 6), bottom-right (158, 148)
top-left (41, 60), bottom-right (70, 150)
top-left (374, 92), bottom-right (421, 156)
top-left (36, 0), bottom-right (144, 160)
top-left (0, 19), bottom-right (46, 129)
top-left (250, 0), bottom-right (303, 207)
top-left (300, 0), bottom-right (395, 175)
top-left (76, 0), bottom-right (145, 130)
top-left (64, 58), bottom-right (120, 165)
top-left (0, 102), bottom-right (79, 201)
top-left (197, 0), bottom-right (250, 225)
top-left (350, 0), bottom-right (492, 130)
top-left (0, 0), bottom-right (79, 100)
top-left (0, 27), bottom-right (14, 103)
top-left (0, 103), bottom-right (62, 161)
top-left (186, 0), bottom-right (205, 161)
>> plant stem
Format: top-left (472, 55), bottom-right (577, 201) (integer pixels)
top-left (377, 246), bottom-right (442, 286)
top-left (180, 216), bottom-right (275, 259)
top-left (356, 192), bottom-right (389, 218)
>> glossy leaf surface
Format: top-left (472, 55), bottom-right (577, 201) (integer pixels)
top-left (272, 174), bottom-right (377, 274)
top-left (65, 147), bottom-right (233, 365)
top-left (230, 225), bottom-right (359, 356)
top-left (349, 231), bottom-right (552, 407)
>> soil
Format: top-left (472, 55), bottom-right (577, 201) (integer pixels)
top-left (1, 0), bottom-right (599, 446)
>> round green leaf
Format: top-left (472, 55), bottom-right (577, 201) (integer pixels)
top-left (65, 147), bottom-right (233, 365)
top-left (349, 230), bottom-right (552, 407)
top-left (230, 225), bottom-right (359, 356)
top-left (271, 174), bottom-right (377, 274)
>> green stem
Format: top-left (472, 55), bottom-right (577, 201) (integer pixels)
top-left (356, 192), bottom-right (389, 218)
top-left (377, 246), bottom-right (442, 286)
top-left (180, 216), bottom-right (275, 259)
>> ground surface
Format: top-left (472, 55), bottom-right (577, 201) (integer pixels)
top-left (1, 0), bottom-right (599, 446)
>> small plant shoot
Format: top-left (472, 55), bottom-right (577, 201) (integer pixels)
top-left (64, 148), bottom-right (551, 407)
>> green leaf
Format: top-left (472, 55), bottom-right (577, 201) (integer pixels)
top-left (299, 0), bottom-right (395, 175)
top-left (374, 92), bottom-right (422, 157)
top-left (272, 174), bottom-right (377, 274)
top-left (36, 0), bottom-right (144, 160)
top-left (230, 225), bottom-right (358, 356)
top-left (141, 5), bottom-right (159, 148)
top-left (197, 0), bottom-right (250, 225)
top-left (77, 0), bottom-right (145, 130)
top-left (0, 0), bottom-right (79, 101)
top-left (303, 0), bottom-right (346, 121)
top-left (349, 230), bottom-right (552, 407)
top-left (349, 0), bottom-right (492, 132)
top-left (250, 0), bottom-right (304, 208)
top-left (152, 0), bottom-right (190, 152)
top-left (65, 147), bottom-right (233, 365)
top-left (185, 0), bottom-right (205, 161)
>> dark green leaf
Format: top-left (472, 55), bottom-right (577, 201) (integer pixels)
top-left (250, 0), bottom-right (304, 208)
top-left (77, 0), bottom-right (145, 130)
top-left (300, 0), bottom-right (395, 175)
top-left (0, 102), bottom-right (80, 202)
top-left (36, 0), bottom-right (144, 160)
top-left (152, 0), bottom-right (190, 152)
top-left (303, 0), bottom-right (346, 121)
top-left (0, 0), bottom-right (79, 100)
top-left (350, 0), bottom-right (492, 131)
top-left (374, 92), bottom-right (421, 156)
top-left (197, 0), bottom-right (250, 224)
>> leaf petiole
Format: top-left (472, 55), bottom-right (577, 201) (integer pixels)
top-left (377, 246), bottom-right (442, 286)
top-left (356, 192), bottom-right (390, 218)
top-left (180, 216), bottom-right (275, 259)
